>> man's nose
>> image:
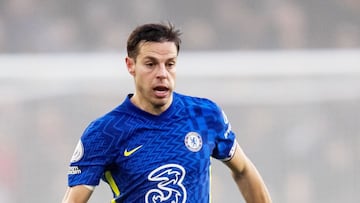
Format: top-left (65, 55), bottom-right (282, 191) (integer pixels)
top-left (156, 64), bottom-right (168, 78)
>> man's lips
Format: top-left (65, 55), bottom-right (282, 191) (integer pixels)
top-left (153, 86), bottom-right (170, 97)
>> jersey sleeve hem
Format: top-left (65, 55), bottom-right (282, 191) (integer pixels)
top-left (220, 140), bottom-right (237, 162)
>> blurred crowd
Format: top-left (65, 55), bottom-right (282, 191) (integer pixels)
top-left (0, 0), bottom-right (360, 52)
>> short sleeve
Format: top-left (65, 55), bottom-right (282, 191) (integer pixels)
top-left (67, 120), bottom-right (118, 187)
top-left (211, 109), bottom-right (237, 161)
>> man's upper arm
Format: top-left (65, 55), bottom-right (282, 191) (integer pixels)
top-left (224, 143), bottom-right (247, 175)
top-left (62, 185), bottom-right (93, 203)
top-left (224, 143), bottom-right (273, 202)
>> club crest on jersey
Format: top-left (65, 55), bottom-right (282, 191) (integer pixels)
top-left (70, 140), bottom-right (84, 163)
top-left (184, 132), bottom-right (202, 152)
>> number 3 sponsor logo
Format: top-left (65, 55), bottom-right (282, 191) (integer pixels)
top-left (145, 164), bottom-right (187, 203)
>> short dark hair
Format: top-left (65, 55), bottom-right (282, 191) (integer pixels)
top-left (127, 22), bottom-right (182, 59)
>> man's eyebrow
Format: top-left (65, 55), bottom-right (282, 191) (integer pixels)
top-left (142, 56), bottom-right (177, 61)
top-left (143, 56), bottom-right (158, 61)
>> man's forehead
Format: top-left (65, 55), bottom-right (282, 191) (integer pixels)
top-left (138, 41), bottom-right (178, 59)
top-left (139, 41), bottom-right (177, 53)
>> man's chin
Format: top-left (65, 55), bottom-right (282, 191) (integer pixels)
top-left (152, 94), bottom-right (173, 108)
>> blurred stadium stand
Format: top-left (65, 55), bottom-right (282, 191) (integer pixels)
top-left (0, 0), bottom-right (359, 52)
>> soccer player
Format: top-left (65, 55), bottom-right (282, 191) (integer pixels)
top-left (62, 22), bottom-right (272, 203)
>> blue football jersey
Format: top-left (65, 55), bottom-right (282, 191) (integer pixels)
top-left (68, 92), bottom-right (237, 203)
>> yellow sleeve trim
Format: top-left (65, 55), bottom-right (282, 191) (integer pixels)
top-left (104, 171), bottom-right (121, 196)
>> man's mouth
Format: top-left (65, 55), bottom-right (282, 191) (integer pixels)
top-left (153, 86), bottom-right (169, 97)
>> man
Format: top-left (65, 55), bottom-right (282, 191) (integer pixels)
top-left (62, 23), bottom-right (271, 203)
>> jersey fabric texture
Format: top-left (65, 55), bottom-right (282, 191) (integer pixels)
top-left (68, 92), bottom-right (237, 203)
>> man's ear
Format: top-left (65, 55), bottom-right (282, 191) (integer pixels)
top-left (125, 57), bottom-right (135, 76)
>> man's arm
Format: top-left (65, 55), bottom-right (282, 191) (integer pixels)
top-left (224, 143), bottom-right (272, 203)
top-left (62, 185), bottom-right (93, 203)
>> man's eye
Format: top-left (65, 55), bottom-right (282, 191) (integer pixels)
top-left (167, 62), bottom-right (176, 68)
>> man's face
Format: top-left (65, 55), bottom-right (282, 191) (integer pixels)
top-left (126, 41), bottom-right (178, 114)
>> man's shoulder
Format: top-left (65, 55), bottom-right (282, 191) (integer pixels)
top-left (174, 92), bottom-right (211, 102)
top-left (83, 104), bottom-right (129, 133)
top-left (174, 92), bottom-right (220, 113)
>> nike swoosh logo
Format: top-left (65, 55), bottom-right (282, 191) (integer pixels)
top-left (124, 145), bottom-right (143, 157)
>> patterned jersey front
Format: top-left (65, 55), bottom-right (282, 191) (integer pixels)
top-left (68, 92), bottom-right (237, 203)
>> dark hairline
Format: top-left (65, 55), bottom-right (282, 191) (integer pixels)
top-left (126, 23), bottom-right (182, 60)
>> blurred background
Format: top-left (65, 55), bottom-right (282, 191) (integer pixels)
top-left (0, 0), bottom-right (359, 202)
